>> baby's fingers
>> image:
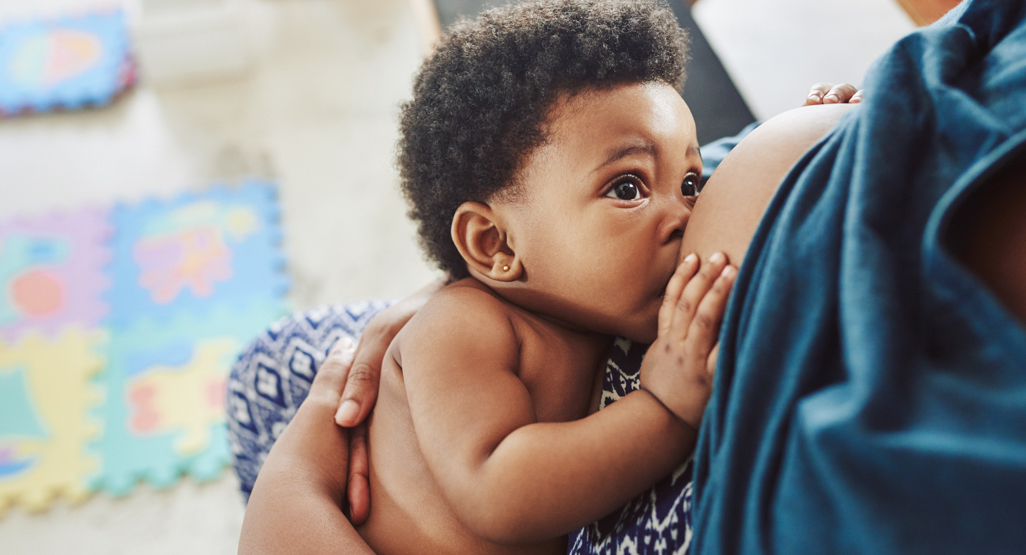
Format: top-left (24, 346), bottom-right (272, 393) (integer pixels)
top-left (684, 264), bottom-right (736, 359)
top-left (659, 254), bottom-right (698, 338)
top-left (670, 253), bottom-right (727, 341)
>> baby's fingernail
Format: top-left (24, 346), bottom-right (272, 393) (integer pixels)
top-left (808, 93), bottom-right (821, 100)
top-left (684, 253), bottom-right (697, 264)
top-left (824, 94), bottom-right (839, 103)
top-left (722, 266), bottom-right (736, 278)
top-left (710, 252), bottom-right (725, 263)
top-left (336, 400), bottom-right (359, 424)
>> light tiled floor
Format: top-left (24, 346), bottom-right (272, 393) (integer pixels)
top-left (0, 0), bottom-right (916, 553)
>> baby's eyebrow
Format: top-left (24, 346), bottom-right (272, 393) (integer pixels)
top-left (593, 143), bottom-right (658, 173)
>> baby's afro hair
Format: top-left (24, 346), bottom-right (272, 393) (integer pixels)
top-left (397, 0), bottom-right (689, 279)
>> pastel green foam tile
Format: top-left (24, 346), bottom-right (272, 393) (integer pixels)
top-left (90, 304), bottom-right (285, 495)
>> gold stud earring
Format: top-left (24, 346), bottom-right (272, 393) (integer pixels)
top-left (502, 265), bottom-right (510, 272)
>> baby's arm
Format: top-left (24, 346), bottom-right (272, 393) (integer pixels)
top-left (401, 291), bottom-right (690, 543)
top-left (402, 257), bottom-right (734, 544)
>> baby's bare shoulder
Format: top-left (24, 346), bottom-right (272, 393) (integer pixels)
top-left (397, 278), bottom-right (521, 364)
top-left (422, 278), bottom-right (518, 326)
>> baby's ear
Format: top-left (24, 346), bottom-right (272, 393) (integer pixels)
top-left (451, 202), bottom-right (522, 282)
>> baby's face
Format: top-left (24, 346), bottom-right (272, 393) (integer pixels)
top-left (501, 82), bottom-right (701, 343)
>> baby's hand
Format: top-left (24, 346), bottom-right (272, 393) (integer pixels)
top-left (639, 253), bottom-right (736, 431)
top-left (803, 83), bottom-right (863, 106)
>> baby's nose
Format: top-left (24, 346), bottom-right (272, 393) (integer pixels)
top-left (659, 200), bottom-right (691, 244)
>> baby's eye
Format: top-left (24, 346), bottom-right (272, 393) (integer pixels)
top-left (605, 176), bottom-right (642, 201)
top-left (681, 172), bottom-right (700, 197)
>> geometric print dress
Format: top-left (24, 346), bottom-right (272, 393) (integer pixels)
top-left (226, 303), bottom-right (694, 554)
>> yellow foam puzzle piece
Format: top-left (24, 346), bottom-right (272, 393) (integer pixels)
top-left (0, 329), bottom-right (105, 514)
top-left (126, 338), bottom-right (237, 455)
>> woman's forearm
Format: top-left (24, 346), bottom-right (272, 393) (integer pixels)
top-left (240, 467), bottom-right (372, 555)
top-left (239, 342), bottom-right (376, 555)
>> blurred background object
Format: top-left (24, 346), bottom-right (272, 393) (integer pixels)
top-left (0, 0), bottom-right (927, 553)
top-left (0, 183), bottom-right (287, 521)
top-left (425, 0), bottom-right (758, 149)
top-left (895, 0), bottom-right (963, 26)
top-left (131, 0), bottom-right (272, 85)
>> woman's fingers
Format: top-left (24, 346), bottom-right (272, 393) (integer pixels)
top-left (659, 254), bottom-right (699, 337)
top-left (311, 337), bottom-right (355, 407)
top-left (347, 422), bottom-right (371, 525)
top-left (335, 353), bottom-right (380, 426)
top-left (336, 326), bottom-right (391, 427)
top-left (684, 265), bottom-right (736, 367)
top-left (804, 82), bottom-right (834, 106)
top-left (805, 83), bottom-right (862, 106)
top-left (671, 253), bottom-right (728, 341)
top-left (336, 281), bottom-right (443, 427)
top-left (823, 83), bottom-right (859, 104)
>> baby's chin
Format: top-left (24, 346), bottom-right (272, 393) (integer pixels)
top-left (615, 305), bottom-right (660, 345)
top-left (636, 320), bottom-right (659, 344)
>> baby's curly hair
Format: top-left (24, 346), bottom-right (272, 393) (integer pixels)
top-left (397, 0), bottom-right (689, 279)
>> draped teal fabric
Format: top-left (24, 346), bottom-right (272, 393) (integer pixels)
top-left (692, 1), bottom-right (1026, 553)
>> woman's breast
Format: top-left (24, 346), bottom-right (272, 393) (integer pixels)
top-left (681, 104), bottom-right (855, 268)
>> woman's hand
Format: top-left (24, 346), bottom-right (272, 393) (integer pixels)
top-left (334, 276), bottom-right (448, 524)
top-left (240, 338), bottom-right (375, 555)
top-left (803, 82), bottom-right (863, 106)
top-left (335, 276), bottom-right (449, 426)
top-left (639, 253), bottom-right (736, 431)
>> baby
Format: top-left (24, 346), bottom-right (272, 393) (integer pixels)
top-left (349, 1), bottom-right (731, 553)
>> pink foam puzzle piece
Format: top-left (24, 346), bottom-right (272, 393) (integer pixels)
top-left (0, 207), bottom-right (112, 343)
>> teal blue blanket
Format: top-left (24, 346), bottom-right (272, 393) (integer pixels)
top-left (693, 1), bottom-right (1026, 553)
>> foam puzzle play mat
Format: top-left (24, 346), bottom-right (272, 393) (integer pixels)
top-left (0, 9), bottom-right (135, 116)
top-left (0, 182), bottom-right (288, 514)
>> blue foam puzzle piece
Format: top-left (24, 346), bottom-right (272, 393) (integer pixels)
top-left (0, 10), bottom-right (131, 113)
top-left (107, 182), bottom-right (289, 327)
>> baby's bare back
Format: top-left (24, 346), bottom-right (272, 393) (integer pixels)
top-left (355, 279), bottom-right (609, 554)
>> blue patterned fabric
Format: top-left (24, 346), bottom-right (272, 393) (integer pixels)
top-left (571, 338), bottom-right (694, 555)
top-left (692, 1), bottom-right (1026, 553)
top-left (227, 308), bottom-right (695, 553)
top-left (227, 301), bottom-right (393, 499)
